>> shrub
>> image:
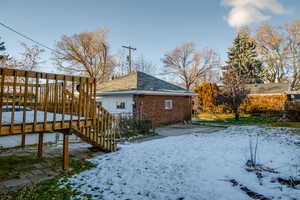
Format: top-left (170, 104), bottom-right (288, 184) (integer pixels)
top-left (285, 101), bottom-right (300, 111)
top-left (116, 115), bottom-right (153, 138)
top-left (214, 104), bottom-right (232, 114)
top-left (194, 82), bottom-right (220, 113)
top-left (241, 94), bottom-right (287, 114)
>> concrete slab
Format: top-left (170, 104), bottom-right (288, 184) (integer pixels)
top-left (129, 135), bottom-right (166, 143)
top-left (155, 124), bottom-right (225, 137)
top-left (2, 178), bottom-right (31, 188)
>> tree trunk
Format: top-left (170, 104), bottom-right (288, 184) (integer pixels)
top-left (235, 111), bottom-right (240, 120)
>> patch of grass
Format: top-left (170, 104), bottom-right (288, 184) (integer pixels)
top-left (5, 159), bottom-right (96, 200)
top-left (271, 122), bottom-right (300, 129)
top-left (198, 113), bottom-right (250, 120)
top-left (194, 115), bottom-right (300, 129)
top-left (0, 153), bottom-right (45, 180)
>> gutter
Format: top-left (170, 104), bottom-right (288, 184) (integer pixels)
top-left (96, 90), bottom-right (195, 96)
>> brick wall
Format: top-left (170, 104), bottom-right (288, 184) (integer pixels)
top-left (133, 95), bottom-right (192, 127)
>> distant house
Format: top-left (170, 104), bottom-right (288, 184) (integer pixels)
top-left (241, 83), bottom-right (300, 117)
top-left (247, 83), bottom-right (290, 95)
top-left (96, 72), bottom-right (194, 127)
top-left (247, 83), bottom-right (300, 101)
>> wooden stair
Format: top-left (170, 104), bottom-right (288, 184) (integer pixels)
top-left (63, 89), bottom-right (117, 152)
top-left (71, 125), bottom-right (116, 152)
top-left (0, 67), bottom-right (117, 171)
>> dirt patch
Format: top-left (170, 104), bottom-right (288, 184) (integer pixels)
top-left (0, 143), bottom-right (104, 195)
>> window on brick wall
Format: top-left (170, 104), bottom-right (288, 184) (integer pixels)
top-left (165, 100), bottom-right (173, 110)
top-left (116, 101), bottom-right (126, 109)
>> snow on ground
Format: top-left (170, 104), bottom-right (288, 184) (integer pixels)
top-left (1, 110), bottom-right (84, 124)
top-left (0, 132), bottom-right (82, 149)
top-left (0, 133), bottom-right (58, 148)
top-left (65, 126), bottom-right (300, 200)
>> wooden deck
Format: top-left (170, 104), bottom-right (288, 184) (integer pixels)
top-left (0, 68), bottom-right (116, 170)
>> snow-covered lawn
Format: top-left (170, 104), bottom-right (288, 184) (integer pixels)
top-left (1, 108), bottom-right (85, 124)
top-left (65, 126), bottom-right (300, 200)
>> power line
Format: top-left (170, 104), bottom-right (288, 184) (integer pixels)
top-left (0, 21), bottom-right (60, 54)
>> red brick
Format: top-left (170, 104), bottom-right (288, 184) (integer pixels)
top-left (133, 95), bottom-right (192, 127)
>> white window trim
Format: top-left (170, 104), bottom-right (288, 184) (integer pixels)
top-left (165, 100), bottom-right (173, 110)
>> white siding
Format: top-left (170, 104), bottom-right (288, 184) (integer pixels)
top-left (96, 95), bottom-right (134, 114)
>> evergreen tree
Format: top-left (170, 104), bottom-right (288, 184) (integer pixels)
top-left (225, 33), bottom-right (263, 83)
top-left (0, 37), bottom-right (6, 61)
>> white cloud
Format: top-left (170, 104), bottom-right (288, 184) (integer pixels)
top-left (222, 0), bottom-right (286, 28)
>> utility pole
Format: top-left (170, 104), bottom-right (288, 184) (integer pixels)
top-left (122, 45), bottom-right (136, 73)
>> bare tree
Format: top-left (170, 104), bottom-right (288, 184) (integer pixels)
top-left (256, 23), bottom-right (288, 83)
top-left (134, 55), bottom-right (156, 74)
top-left (161, 42), bottom-right (219, 90)
top-left (1, 43), bottom-right (44, 71)
top-left (17, 43), bottom-right (44, 71)
top-left (53, 27), bottom-right (115, 84)
top-left (216, 70), bottom-right (249, 120)
top-left (114, 49), bottom-right (129, 77)
top-left (114, 52), bottom-right (157, 76)
top-left (283, 20), bottom-right (300, 91)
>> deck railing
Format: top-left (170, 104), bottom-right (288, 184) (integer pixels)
top-left (0, 68), bottom-right (117, 170)
top-left (0, 68), bottom-right (96, 134)
top-left (0, 67), bottom-right (116, 152)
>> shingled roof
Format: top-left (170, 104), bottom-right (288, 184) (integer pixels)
top-left (246, 83), bottom-right (290, 94)
top-left (97, 71), bottom-right (192, 95)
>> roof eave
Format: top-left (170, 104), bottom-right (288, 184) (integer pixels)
top-left (96, 90), bottom-right (195, 96)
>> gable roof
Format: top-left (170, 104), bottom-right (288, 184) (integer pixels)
top-left (246, 83), bottom-right (289, 94)
top-left (97, 71), bottom-right (193, 96)
top-left (136, 71), bottom-right (186, 91)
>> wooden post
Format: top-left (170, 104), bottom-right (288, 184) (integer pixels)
top-left (43, 76), bottom-right (49, 131)
top-left (0, 68), bottom-right (5, 133)
top-left (33, 74), bottom-right (39, 132)
top-left (11, 71), bottom-right (17, 134)
top-left (22, 71), bottom-right (28, 133)
top-left (37, 133), bottom-right (44, 157)
top-left (21, 135), bottom-right (26, 148)
top-left (63, 131), bottom-right (70, 170)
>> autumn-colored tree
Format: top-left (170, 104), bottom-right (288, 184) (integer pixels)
top-left (256, 23), bottom-right (287, 83)
top-left (161, 42), bottom-right (219, 90)
top-left (217, 70), bottom-right (249, 120)
top-left (194, 82), bottom-right (219, 112)
top-left (53, 28), bottom-right (116, 84)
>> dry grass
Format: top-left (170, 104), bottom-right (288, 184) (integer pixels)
top-left (197, 113), bottom-right (250, 120)
top-left (195, 112), bottom-right (300, 130)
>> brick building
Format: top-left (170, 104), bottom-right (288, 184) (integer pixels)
top-left (96, 72), bottom-right (194, 127)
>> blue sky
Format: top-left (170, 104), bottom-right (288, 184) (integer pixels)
top-left (0, 0), bottom-right (299, 74)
